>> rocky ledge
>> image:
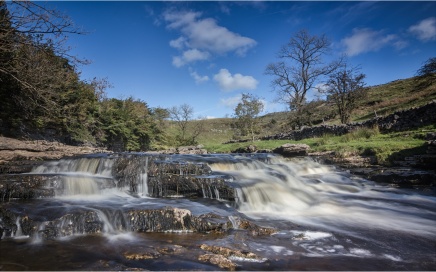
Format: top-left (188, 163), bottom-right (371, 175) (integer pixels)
top-left (0, 136), bottom-right (107, 174)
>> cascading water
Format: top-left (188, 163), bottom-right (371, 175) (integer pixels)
top-left (209, 157), bottom-right (436, 238)
top-left (0, 153), bottom-right (435, 271)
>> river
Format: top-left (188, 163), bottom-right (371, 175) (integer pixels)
top-left (0, 153), bottom-right (434, 270)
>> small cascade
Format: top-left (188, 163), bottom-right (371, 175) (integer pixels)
top-left (32, 156), bottom-right (115, 177)
top-left (13, 217), bottom-right (24, 238)
top-left (141, 157), bottom-right (149, 196)
top-left (62, 176), bottom-right (100, 195)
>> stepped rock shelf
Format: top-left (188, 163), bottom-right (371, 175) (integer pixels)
top-left (1, 153), bottom-right (435, 271)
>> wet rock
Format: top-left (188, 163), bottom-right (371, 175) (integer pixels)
top-left (238, 220), bottom-right (277, 236)
top-left (0, 207), bottom-right (18, 239)
top-left (147, 175), bottom-right (237, 200)
top-left (39, 211), bottom-right (105, 239)
top-left (350, 167), bottom-right (436, 193)
top-left (127, 208), bottom-right (230, 233)
top-left (199, 244), bottom-right (266, 270)
top-left (200, 244), bottom-right (260, 259)
top-left (0, 174), bottom-right (55, 201)
top-left (124, 252), bottom-right (159, 260)
top-left (19, 216), bottom-right (37, 236)
top-left (198, 254), bottom-right (237, 271)
top-left (273, 143), bottom-right (310, 157)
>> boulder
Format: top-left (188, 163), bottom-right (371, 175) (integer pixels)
top-left (231, 145), bottom-right (257, 153)
top-left (273, 143), bottom-right (310, 157)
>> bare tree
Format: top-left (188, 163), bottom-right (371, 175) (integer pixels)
top-left (265, 29), bottom-right (340, 128)
top-left (234, 93), bottom-right (264, 142)
top-left (168, 104), bottom-right (194, 145)
top-left (320, 65), bottom-right (366, 124)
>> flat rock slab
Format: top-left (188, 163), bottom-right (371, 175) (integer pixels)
top-left (273, 143), bottom-right (310, 157)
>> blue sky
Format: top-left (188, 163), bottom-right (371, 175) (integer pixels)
top-left (50, 1), bottom-right (435, 119)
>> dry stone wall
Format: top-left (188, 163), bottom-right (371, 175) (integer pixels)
top-left (261, 101), bottom-right (436, 141)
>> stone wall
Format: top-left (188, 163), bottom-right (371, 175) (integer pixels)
top-left (261, 101), bottom-right (436, 141)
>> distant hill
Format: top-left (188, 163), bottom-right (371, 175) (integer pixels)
top-left (196, 75), bottom-right (436, 146)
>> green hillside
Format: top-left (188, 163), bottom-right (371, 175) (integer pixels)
top-left (192, 75), bottom-right (436, 163)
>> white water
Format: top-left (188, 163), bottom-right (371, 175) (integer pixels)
top-left (210, 156), bottom-right (436, 237)
top-left (28, 154), bottom-right (436, 238)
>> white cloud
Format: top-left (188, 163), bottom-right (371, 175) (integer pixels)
top-left (409, 17), bottom-right (436, 41)
top-left (189, 70), bottom-right (209, 84)
top-left (169, 36), bottom-right (187, 49)
top-left (213, 69), bottom-right (258, 92)
top-left (164, 10), bottom-right (256, 67)
top-left (172, 49), bottom-right (210, 67)
top-left (342, 28), bottom-right (399, 56)
top-left (220, 94), bottom-right (242, 109)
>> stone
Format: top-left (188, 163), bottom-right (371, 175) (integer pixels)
top-left (198, 254), bottom-right (237, 271)
top-left (273, 143), bottom-right (310, 157)
top-left (231, 145), bottom-right (257, 153)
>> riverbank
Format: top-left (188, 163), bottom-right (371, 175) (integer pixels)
top-left (0, 136), bottom-right (108, 173)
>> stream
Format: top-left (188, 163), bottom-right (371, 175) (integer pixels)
top-left (0, 153), bottom-right (435, 270)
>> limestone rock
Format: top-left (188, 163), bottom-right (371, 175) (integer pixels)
top-left (198, 254), bottom-right (237, 271)
top-left (273, 143), bottom-right (310, 157)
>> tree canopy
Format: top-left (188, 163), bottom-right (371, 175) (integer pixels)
top-left (233, 93), bottom-right (264, 142)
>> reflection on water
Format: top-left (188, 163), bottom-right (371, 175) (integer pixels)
top-left (0, 153), bottom-right (435, 270)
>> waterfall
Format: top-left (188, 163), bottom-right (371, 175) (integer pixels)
top-left (209, 156), bottom-right (436, 237)
top-left (31, 155), bottom-right (116, 197)
top-left (140, 156), bottom-right (149, 196)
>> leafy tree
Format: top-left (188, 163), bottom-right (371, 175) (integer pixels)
top-left (234, 93), bottom-right (264, 142)
top-left (321, 65), bottom-right (366, 124)
top-left (99, 97), bottom-right (156, 151)
top-left (265, 29), bottom-right (340, 129)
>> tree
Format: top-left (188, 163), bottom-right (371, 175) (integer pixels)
top-left (234, 93), bottom-right (264, 142)
top-left (416, 57), bottom-right (435, 88)
top-left (99, 97), bottom-right (156, 151)
top-left (265, 29), bottom-right (340, 128)
top-left (417, 57), bottom-right (436, 77)
top-left (0, 1), bottom-right (87, 137)
top-left (321, 65), bottom-right (366, 124)
top-left (168, 104), bottom-right (200, 146)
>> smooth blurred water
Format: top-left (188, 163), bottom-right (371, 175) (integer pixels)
top-left (1, 153), bottom-right (435, 270)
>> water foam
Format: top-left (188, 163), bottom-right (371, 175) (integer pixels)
top-left (209, 156), bottom-right (436, 238)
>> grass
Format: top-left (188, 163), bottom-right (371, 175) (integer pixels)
top-left (204, 126), bottom-right (435, 166)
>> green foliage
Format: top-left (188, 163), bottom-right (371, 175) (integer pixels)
top-left (233, 93), bottom-right (264, 142)
top-left (98, 97), bottom-right (157, 151)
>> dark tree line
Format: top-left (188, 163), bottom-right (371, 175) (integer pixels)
top-left (0, 1), bottom-right (169, 151)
